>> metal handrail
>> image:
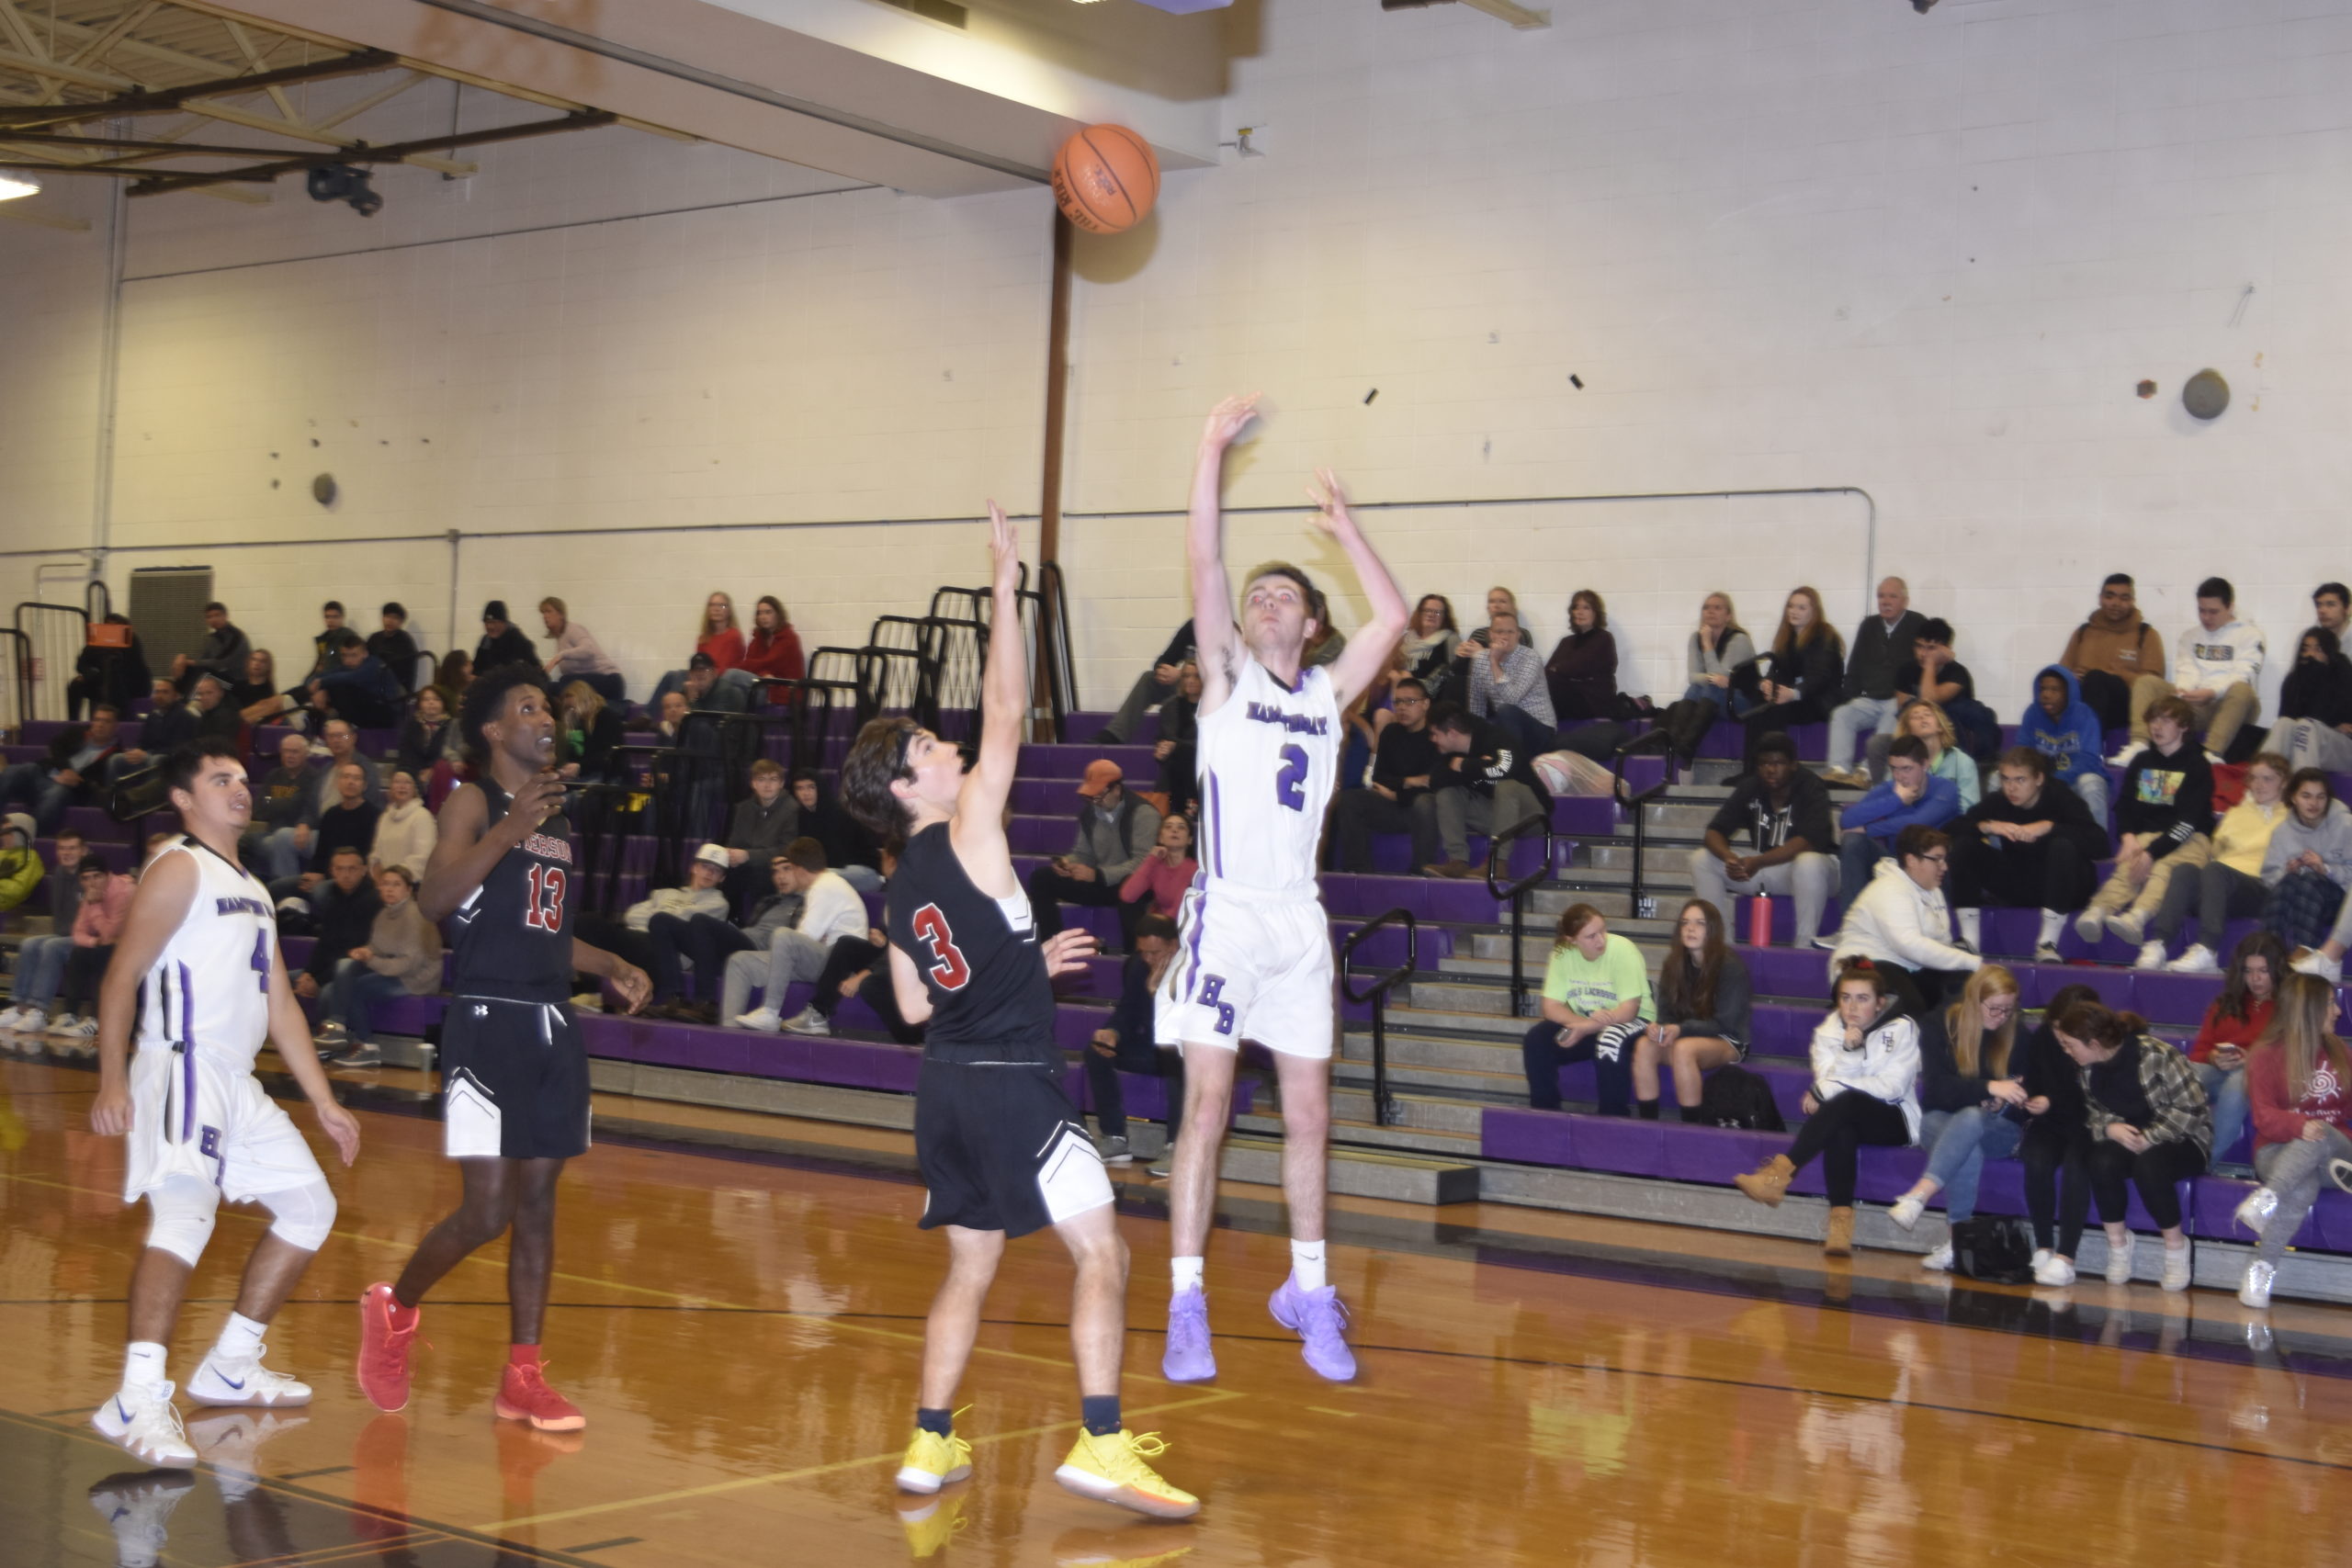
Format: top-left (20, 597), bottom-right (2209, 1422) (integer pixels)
top-left (1340, 907), bottom-right (1419, 1127)
top-left (1611, 728), bottom-right (1677, 919)
top-left (1484, 809), bottom-right (1555, 1020)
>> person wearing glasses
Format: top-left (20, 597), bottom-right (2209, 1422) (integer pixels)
top-left (1329, 678), bottom-right (1440, 874)
top-left (1826, 824), bottom-right (1982, 1016)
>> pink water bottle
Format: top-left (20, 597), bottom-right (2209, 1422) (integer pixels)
top-left (1747, 892), bottom-right (1773, 947)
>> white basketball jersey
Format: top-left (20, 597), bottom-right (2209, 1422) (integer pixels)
top-left (1193, 657), bottom-right (1341, 897)
top-left (139, 838), bottom-right (277, 1067)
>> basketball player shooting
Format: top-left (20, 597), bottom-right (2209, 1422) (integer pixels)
top-left (357, 664), bottom-right (650, 1432)
top-left (840, 502), bottom-right (1198, 1519)
top-left (87, 736), bottom-right (362, 1467)
top-left (1159, 394), bottom-right (1410, 1384)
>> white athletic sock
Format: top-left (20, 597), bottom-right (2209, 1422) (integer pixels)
top-left (121, 1342), bottom-right (167, 1400)
top-left (1954, 908), bottom-right (1982, 948)
top-left (2038, 908), bottom-right (2066, 947)
top-left (1290, 1239), bottom-right (1328, 1292)
top-left (213, 1311), bottom-right (267, 1364)
top-left (1170, 1257), bottom-right (1204, 1297)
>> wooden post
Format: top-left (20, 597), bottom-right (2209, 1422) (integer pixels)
top-left (1033, 209), bottom-right (1074, 739)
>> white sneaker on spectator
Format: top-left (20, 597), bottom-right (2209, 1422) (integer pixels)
top-left (2329, 1156), bottom-right (2352, 1196)
top-left (312, 1022), bottom-right (350, 1047)
top-left (780, 1006), bottom-right (830, 1036)
top-left (2165, 944), bottom-right (2219, 975)
top-left (2106, 742), bottom-right (2143, 769)
top-left (1888, 1194), bottom-right (1926, 1230)
top-left (734, 1007), bottom-right (783, 1033)
top-left (2104, 1235), bottom-right (2136, 1283)
top-left (2239, 1258), bottom-right (2276, 1309)
top-left (0, 1004), bottom-right (28, 1031)
top-left (2233, 1185), bottom-right (2278, 1235)
top-left (2031, 1251), bottom-right (2076, 1287)
top-left (2160, 1245), bottom-right (2192, 1292)
top-left (2108, 909), bottom-right (2147, 946)
top-left (47, 1011), bottom-right (84, 1037)
top-left (2132, 941), bottom-right (2166, 971)
top-left (2291, 948), bottom-right (2344, 983)
top-left (67, 1015), bottom-right (100, 1040)
top-left (1919, 1241), bottom-right (1953, 1271)
top-left (2073, 910), bottom-right (2106, 945)
top-left (2033, 942), bottom-right (2063, 964)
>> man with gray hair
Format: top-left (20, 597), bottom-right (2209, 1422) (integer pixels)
top-left (1824, 577), bottom-right (1926, 784)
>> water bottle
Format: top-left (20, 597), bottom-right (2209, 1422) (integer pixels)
top-left (1747, 891), bottom-right (1773, 948)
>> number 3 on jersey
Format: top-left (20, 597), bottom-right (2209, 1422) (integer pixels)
top-left (1275, 743), bottom-right (1308, 812)
top-left (524, 863), bottom-right (567, 931)
top-left (911, 903), bottom-right (971, 990)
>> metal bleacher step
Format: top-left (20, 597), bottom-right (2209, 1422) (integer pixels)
top-left (1218, 1135), bottom-right (1482, 1205)
top-left (1236, 1103), bottom-right (1485, 1160)
top-left (1330, 1051), bottom-right (1527, 1100)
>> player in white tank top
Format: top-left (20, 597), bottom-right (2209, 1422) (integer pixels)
top-left (1157, 395), bottom-right (1411, 1389)
top-left (87, 738), bottom-right (361, 1470)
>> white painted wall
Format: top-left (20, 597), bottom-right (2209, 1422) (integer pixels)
top-left (6, 0), bottom-right (2351, 722)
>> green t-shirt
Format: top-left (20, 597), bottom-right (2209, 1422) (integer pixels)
top-left (1540, 932), bottom-right (1656, 1022)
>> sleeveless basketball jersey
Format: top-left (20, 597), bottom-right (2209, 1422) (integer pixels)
top-left (139, 838), bottom-right (277, 1067)
top-left (448, 779), bottom-right (577, 1004)
top-left (1193, 657), bottom-right (1341, 897)
top-left (887, 820), bottom-right (1056, 1054)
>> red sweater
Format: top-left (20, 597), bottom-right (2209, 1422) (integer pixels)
top-left (2246, 1042), bottom-right (2352, 1153)
top-left (741, 626), bottom-right (805, 702)
top-left (2189, 995), bottom-right (2272, 1064)
top-left (1119, 854), bottom-right (1197, 917)
top-left (696, 628), bottom-right (746, 672)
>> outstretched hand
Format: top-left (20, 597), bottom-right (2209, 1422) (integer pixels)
top-left (987, 500), bottom-right (1020, 592)
top-left (1042, 927), bottom-right (1099, 978)
top-left (1307, 468), bottom-right (1360, 543)
top-left (1201, 394), bottom-right (1261, 451)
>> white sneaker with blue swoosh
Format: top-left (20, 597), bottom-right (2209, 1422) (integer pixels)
top-left (188, 1348), bottom-right (313, 1406)
top-left (91, 1382), bottom-right (198, 1467)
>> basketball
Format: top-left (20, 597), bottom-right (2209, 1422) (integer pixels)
top-left (1051, 123), bottom-right (1159, 234)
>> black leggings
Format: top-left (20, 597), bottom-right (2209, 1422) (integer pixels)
top-left (2084, 1135), bottom-right (2205, 1230)
top-left (2019, 1117), bottom-right (2091, 1257)
top-left (1783, 1089), bottom-right (1911, 1206)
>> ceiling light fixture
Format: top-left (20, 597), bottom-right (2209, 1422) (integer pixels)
top-left (0, 172), bottom-right (40, 200)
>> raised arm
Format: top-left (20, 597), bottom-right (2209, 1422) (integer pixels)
top-left (1310, 468), bottom-right (1412, 711)
top-left (1187, 395), bottom-right (1261, 718)
top-left (952, 502), bottom-right (1024, 853)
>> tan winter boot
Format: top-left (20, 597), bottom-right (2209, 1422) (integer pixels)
top-left (1825, 1206), bottom-right (1857, 1257)
top-left (1734, 1154), bottom-right (1795, 1207)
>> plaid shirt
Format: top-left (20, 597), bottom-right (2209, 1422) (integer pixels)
top-left (2081, 1035), bottom-right (2212, 1156)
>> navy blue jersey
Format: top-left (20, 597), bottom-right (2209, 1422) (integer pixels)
top-left (887, 821), bottom-right (1056, 1055)
top-left (447, 779), bottom-right (576, 1003)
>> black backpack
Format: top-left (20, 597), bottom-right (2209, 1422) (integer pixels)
top-left (1693, 1066), bottom-right (1786, 1133)
top-left (1949, 1216), bottom-right (2035, 1284)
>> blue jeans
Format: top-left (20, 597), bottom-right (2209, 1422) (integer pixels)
top-left (326, 966), bottom-right (407, 1042)
top-left (835, 863), bottom-right (884, 895)
top-left (0, 763), bottom-right (71, 834)
top-left (1826, 694), bottom-right (1900, 770)
top-left (11, 932), bottom-right (70, 1010)
top-left (1489, 704), bottom-right (1556, 761)
top-left (1679, 681), bottom-right (1755, 719)
top-left (1838, 832), bottom-right (1891, 909)
top-left (2192, 1059), bottom-right (2252, 1165)
top-left (1918, 1105), bottom-right (2027, 1223)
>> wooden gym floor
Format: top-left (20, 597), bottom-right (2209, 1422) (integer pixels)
top-left (4, 1054), bottom-right (2348, 1568)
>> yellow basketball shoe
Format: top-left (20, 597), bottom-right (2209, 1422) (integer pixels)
top-left (1054, 1429), bottom-right (1200, 1519)
top-left (896, 1426), bottom-right (974, 1494)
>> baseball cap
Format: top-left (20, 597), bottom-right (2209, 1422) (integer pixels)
top-left (694, 842), bottom-right (730, 870)
top-left (686, 652), bottom-right (716, 671)
top-left (1, 812), bottom-right (32, 847)
top-left (1077, 760), bottom-right (1124, 798)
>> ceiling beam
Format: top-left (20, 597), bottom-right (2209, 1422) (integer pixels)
top-left (128, 106), bottom-right (612, 195)
top-left (0, 46), bottom-right (397, 129)
top-left (160, 92), bottom-right (475, 175)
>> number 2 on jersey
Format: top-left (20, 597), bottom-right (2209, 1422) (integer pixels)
top-left (911, 903), bottom-right (971, 990)
top-left (524, 864), bottom-right (567, 931)
top-left (1274, 743), bottom-right (1308, 812)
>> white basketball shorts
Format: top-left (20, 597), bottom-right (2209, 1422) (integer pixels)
top-left (122, 1045), bottom-right (325, 1205)
top-left (1155, 881), bottom-right (1336, 1060)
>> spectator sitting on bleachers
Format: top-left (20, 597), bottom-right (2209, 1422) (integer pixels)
top-left (2146, 753), bottom-right (2290, 971)
top-left (306, 632), bottom-right (404, 730)
top-left (1303, 587), bottom-right (1348, 671)
top-left (2240, 769), bottom-right (2352, 968)
top-left (272, 763), bottom-right (379, 908)
top-left (2055, 998), bottom-right (2211, 1292)
top-left (288, 848), bottom-right (381, 1011)
top-left (316, 863), bottom-right (443, 1068)
top-left (1630, 897), bottom-right (1754, 1120)
top-left (727, 838), bottom-right (872, 1033)
top-left (720, 761), bottom-right (798, 914)
top-left (1886, 965), bottom-right (2025, 1268)
top-left (399, 685), bottom-right (456, 807)
top-left (645, 852), bottom-right (804, 1023)
top-left (539, 597), bottom-right (626, 705)
top-left (1085, 913), bottom-right (1187, 1165)
top-left (1685, 592), bottom-right (1755, 716)
top-left (1690, 731), bottom-right (1837, 945)
top-left (368, 602), bottom-right (421, 690)
top-left (2185, 930), bottom-right (2279, 1171)
top-left (2233, 972), bottom-right (2352, 1308)
top-left (370, 771), bottom-right (436, 878)
top-left (1151, 663), bottom-right (1203, 818)
top-left (0, 812), bottom-right (41, 916)
top-left (1733, 959), bottom-right (1922, 1257)
top-left (801, 926), bottom-right (922, 1043)
top-left (304, 602), bottom-right (348, 681)
top-left (2270, 626), bottom-right (2352, 776)
top-left (1340, 646), bottom-right (1404, 789)
top-left (140, 677), bottom-right (198, 752)
top-left (311, 718), bottom-right (383, 807)
top-left (1421, 701), bottom-right (1549, 880)
top-left (2075, 696), bottom-right (2213, 952)
top-left (1521, 903), bottom-right (1655, 1115)
top-left (1737, 587), bottom-right (1844, 771)
top-left (0, 706), bottom-right (127, 833)
top-left (1029, 761), bottom-right (1160, 946)
top-left (1096, 619), bottom-right (1195, 745)
top-left (1462, 611), bottom-right (1555, 760)
top-left (788, 771), bottom-right (884, 894)
top-left (574, 843), bottom-right (732, 991)
top-left (1119, 813), bottom-right (1196, 931)
top-left (436, 649), bottom-right (473, 695)
top-left (0, 829), bottom-right (84, 1032)
top-left (698, 591), bottom-right (746, 671)
top-left (2021, 665), bottom-right (2109, 827)
top-left (682, 651), bottom-right (750, 716)
top-left (67, 614), bottom-right (148, 720)
top-left (1823, 577), bottom-right (1925, 785)
top-left (1401, 595), bottom-right (1458, 697)
top-left (1834, 734), bottom-right (1962, 916)
top-left (1864, 698), bottom-right (1978, 807)
top-left (2015, 982), bottom-right (2100, 1286)
top-left (1543, 590), bottom-right (1618, 728)
top-left (163, 672), bottom-right (240, 746)
top-left (558, 681), bottom-right (628, 787)
top-left (230, 649), bottom-right (280, 724)
top-left (1828, 825), bottom-right (1981, 1014)
top-left (48, 857), bottom-right (132, 1043)
top-left (473, 600), bottom-right (537, 675)
top-left (2118, 576), bottom-right (2265, 765)
top-left (741, 595), bottom-right (804, 705)
top-left (244, 733), bottom-right (316, 880)
top-left (1949, 746), bottom-right (2108, 964)
top-left (1883, 619), bottom-right (1998, 763)
top-left (2060, 573), bottom-right (2164, 733)
top-left (171, 600), bottom-right (250, 694)
top-left (2316, 581), bottom-right (2349, 640)
top-left (1453, 586), bottom-right (1524, 667)
top-left (1332, 676), bottom-right (1438, 874)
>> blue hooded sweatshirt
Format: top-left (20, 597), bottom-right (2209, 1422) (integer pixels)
top-left (2022, 664), bottom-right (2103, 787)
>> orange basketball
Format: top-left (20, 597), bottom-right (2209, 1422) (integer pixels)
top-left (1051, 124), bottom-right (1160, 235)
